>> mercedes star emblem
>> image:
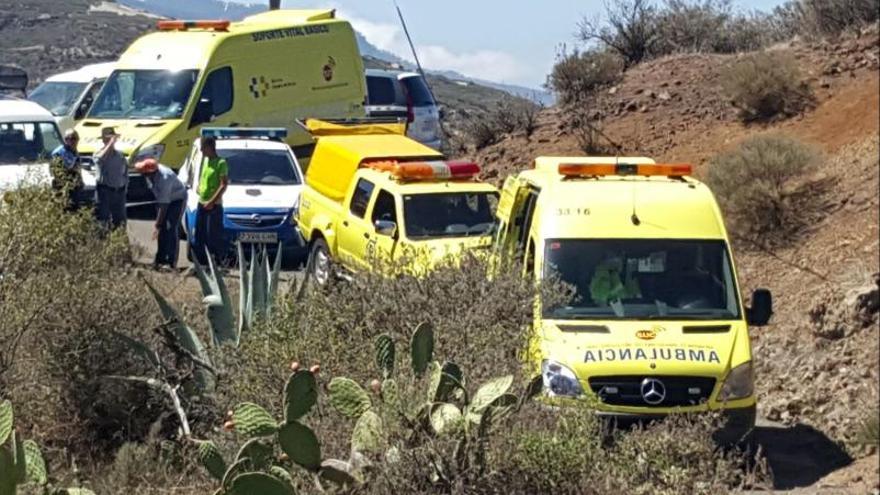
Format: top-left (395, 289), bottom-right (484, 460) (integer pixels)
top-left (640, 377), bottom-right (666, 405)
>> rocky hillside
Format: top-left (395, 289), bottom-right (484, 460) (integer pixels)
top-left (463, 27), bottom-right (879, 493)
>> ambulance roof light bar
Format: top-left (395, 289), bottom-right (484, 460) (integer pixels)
top-left (558, 163), bottom-right (692, 178)
top-left (364, 160), bottom-right (480, 181)
top-left (157, 20), bottom-right (231, 32)
top-left (201, 127), bottom-right (288, 140)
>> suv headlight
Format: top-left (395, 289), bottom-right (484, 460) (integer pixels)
top-left (133, 144), bottom-right (165, 163)
top-left (541, 360), bottom-right (584, 398)
top-left (719, 361), bottom-right (754, 401)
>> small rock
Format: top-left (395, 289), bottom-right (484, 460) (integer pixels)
top-left (625, 101), bottom-right (638, 112)
top-left (36, 13), bottom-right (51, 21)
top-left (608, 86), bottom-right (618, 95)
top-left (657, 91), bottom-right (671, 101)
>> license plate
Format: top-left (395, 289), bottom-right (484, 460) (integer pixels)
top-left (238, 231), bottom-right (278, 243)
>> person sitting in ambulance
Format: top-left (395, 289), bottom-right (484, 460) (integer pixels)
top-left (589, 255), bottom-right (641, 306)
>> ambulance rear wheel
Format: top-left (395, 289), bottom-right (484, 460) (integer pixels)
top-left (308, 238), bottom-right (333, 288)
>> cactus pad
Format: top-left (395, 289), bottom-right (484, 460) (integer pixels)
top-left (478, 393), bottom-right (518, 431)
top-left (429, 361), bottom-right (463, 402)
top-left (268, 465), bottom-right (293, 485)
top-left (374, 334), bottom-right (395, 378)
top-left (283, 370), bottom-right (317, 423)
top-left (319, 459), bottom-right (357, 487)
top-left (381, 378), bottom-right (399, 409)
top-left (23, 439), bottom-right (47, 485)
top-left (410, 322), bottom-right (434, 375)
top-left (469, 375), bottom-right (513, 414)
top-left (351, 410), bottom-right (383, 454)
top-left (221, 458), bottom-right (251, 492)
top-left (278, 421), bottom-right (321, 472)
top-left (230, 472), bottom-right (294, 495)
top-left (233, 403), bottom-right (278, 438)
top-left (196, 440), bottom-right (227, 481)
top-left (235, 438), bottom-right (273, 470)
top-left (327, 378), bottom-right (372, 419)
top-left (522, 375), bottom-right (544, 405)
top-left (430, 403), bottom-right (463, 436)
top-left (0, 399), bottom-right (12, 445)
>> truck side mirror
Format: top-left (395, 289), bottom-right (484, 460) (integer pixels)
top-left (374, 219), bottom-right (397, 238)
top-left (746, 288), bottom-right (772, 326)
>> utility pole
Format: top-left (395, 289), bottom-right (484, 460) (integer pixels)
top-left (269, 0), bottom-right (280, 10)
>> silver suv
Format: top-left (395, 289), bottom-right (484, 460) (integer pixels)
top-left (365, 69), bottom-right (442, 150)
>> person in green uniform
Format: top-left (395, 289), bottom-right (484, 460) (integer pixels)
top-left (193, 136), bottom-right (228, 265)
top-left (589, 255), bottom-right (641, 306)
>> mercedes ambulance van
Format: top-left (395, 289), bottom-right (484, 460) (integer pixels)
top-left (495, 157), bottom-right (773, 444)
top-left (74, 10), bottom-right (366, 202)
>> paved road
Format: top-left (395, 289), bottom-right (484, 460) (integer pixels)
top-left (127, 205), bottom-right (190, 268)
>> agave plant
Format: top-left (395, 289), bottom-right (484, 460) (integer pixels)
top-left (237, 242), bottom-right (284, 334)
top-left (195, 369), bottom-right (362, 494)
top-left (193, 249), bottom-right (237, 347)
top-left (326, 322), bottom-right (543, 485)
top-left (0, 400), bottom-right (96, 495)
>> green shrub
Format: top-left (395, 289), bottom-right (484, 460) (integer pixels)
top-left (706, 134), bottom-right (820, 243)
top-left (773, 0), bottom-right (880, 38)
top-left (722, 50), bottom-right (812, 122)
top-left (546, 48), bottom-right (624, 104)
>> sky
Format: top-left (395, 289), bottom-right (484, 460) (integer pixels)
top-left (234, 0), bottom-right (788, 88)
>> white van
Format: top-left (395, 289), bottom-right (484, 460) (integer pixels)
top-left (365, 69), bottom-right (443, 150)
top-left (28, 62), bottom-right (114, 135)
top-left (0, 96), bottom-right (96, 204)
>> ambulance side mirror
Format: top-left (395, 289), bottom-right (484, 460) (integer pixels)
top-left (746, 288), bottom-right (772, 326)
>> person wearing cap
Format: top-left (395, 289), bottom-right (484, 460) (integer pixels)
top-left (50, 129), bottom-right (84, 210)
top-left (193, 136), bottom-right (228, 265)
top-left (94, 126), bottom-right (128, 229)
top-left (134, 158), bottom-right (187, 270)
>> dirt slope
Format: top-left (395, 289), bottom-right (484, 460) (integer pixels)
top-left (464, 28), bottom-right (880, 493)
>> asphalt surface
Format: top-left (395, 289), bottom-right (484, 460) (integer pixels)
top-left (127, 204), bottom-right (189, 268)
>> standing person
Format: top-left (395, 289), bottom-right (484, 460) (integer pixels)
top-left (50, 129), bottom-right (84, 210)
top-left (93, 126), bottom-right (128, 229)
top-left (193, 136), bottom-right (228, 265)
top-left (134, 158), bottom-right (187, 270)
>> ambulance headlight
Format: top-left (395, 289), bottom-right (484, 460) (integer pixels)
top-left (719, 361), bottom-right (754, 401)
top-left (541, 360), bottom-right (583, 398)
top-left (133, 144), bottom-right (165, 162)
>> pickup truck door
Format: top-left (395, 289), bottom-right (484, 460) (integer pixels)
top-left (338, 178), bottom-right (376, 271)
top-left (367, 188), bottom-right (400, 264)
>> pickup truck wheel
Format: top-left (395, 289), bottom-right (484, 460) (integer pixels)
top-left (309, 238), bottom-right (333, 287)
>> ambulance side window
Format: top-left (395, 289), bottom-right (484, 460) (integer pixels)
top-left (349, 179), bottom-right (375, 218)
top-left (190, 67), bottom-right (234, 127)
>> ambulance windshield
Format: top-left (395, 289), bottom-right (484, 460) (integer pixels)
top-left (89, 69), bottom-right (198, 120)
top-left (403, 191), bottom-right (498, 239)
top-left (543, 239), bottom-right (740, 320)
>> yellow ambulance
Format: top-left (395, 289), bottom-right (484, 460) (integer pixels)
top-left (75, 10), bottom-right (366, 202)
top-left (495, 157), bottom-right (773, 444)
top-left (296, 120), bottom-right (498, 285)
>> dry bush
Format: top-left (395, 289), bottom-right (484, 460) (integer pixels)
top-left (579, 0), bottom-right (661, 66)
top-left (465, 98), bottom-right (543, 149)
top-left (706, 134), bottom-right (821, 244)
top-left (546, 48), bottom-right (624, 104)
top-left (773, 0), bottom-right (880, 38)
top-left (722, 50), bottom-right (813, 122)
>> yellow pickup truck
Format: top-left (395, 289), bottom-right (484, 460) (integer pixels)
top-left (494, 156), bottom-right (773, 445)
top-left (296, 125), bottom-right (498, 285)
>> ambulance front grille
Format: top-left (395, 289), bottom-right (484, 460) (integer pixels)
top-left (589, 376), bottom-right (716, 407)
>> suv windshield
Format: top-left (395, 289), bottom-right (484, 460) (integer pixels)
top-left (29, 82), bottom-right (87, 116)
top-left (89, 69), bottom-right (198, 120)
top-left (543, 239), bottom-right (740, 320)
top-left (403, 192), bottom-right (497, 239)
top-left (0, 121), bottom-right (62, 164)
top-left (219, 148), bottom-right (300, 186)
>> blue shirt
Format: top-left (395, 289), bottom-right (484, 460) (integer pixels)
top-left (51, 145), bottom-right (78, 170)
top-left (147, 164), bottom-right (187, 204)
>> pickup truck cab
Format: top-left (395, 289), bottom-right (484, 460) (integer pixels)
top-left (178, 127), bottom-right (305, 262)
top-left (495, 157), bottom-right (773, 444)
top-left (296, 127), bottom-right (497, 285)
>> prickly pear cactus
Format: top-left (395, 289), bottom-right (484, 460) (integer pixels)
top-left (0, 400), bottom-right (12, 446)
top-left (468, 375), bottom-right (514, 417)
top-left (277, 421), bottom-right (321, 471)
top-left (351, 410), bottom-right (383, 454)
top-left (430, 403), bottom-right (464, 436)
top-left (428, 361), bottom-right (463, 403)
top-left (229, 472), bottom-right (294, 495)
top-left (22, 440), bottom-right (46, 485)
top-left (410, 322), bottom-right (434, 375)
top-left (283, 370), bottom-right (317, 423)
top-left (236, 439), bottom-right (273, 470)
top-left (374, 334), bottom-right (395, 378)
top-left (196, 440), bottom-right (227, 481)
top-left (232, 403), bottom-right (278, 438)
top-left (327, 378), bottom-right (372, 419)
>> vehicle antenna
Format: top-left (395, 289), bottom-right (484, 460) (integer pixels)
top-left (630, 177), bottom-right (641, 226)
top-left (393, 1), bottom-right (450, 144)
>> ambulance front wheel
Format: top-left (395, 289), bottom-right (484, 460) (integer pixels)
top-left (308, 237), bottom-right (333, 288)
